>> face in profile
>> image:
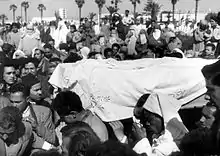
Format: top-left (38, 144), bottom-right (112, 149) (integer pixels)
top-left (134, 107), bottom-right (164, 141)
top-left (29, 83), bottom-right (42, 101)
top-left (206, 79), bottom-right (220, 109)
top-left (197, 105), bottom-right (217, 129)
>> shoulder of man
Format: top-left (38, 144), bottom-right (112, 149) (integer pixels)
top-left (32, 104), bottom-right (51, 114)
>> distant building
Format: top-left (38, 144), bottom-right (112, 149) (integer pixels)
top-left (59, 8), bottom-right (67, 19)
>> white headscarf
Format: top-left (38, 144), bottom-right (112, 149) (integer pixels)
top-left (80, 47), bottom-right (90, 59)
top-left (13, 50), bottom-right (27, 59)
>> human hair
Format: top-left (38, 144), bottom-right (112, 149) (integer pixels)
top-left (88, 52), bottom-right (100, 59)
top-left (0, 106), bottom-right (22, 134)
top-left (104, 48), bottom-right (113, 58)
top-left (63, 53), bottom-right (82, 63)
top-left (85, 140), bottom-right (141, 156)
top-left (210, 14), bottom-right (218, 22)
top-left (48, 38), bottom-right (55, 43)
top-left (180, 127), bottom-right (216, 155)
top-left (69, 42), bottom-right (77, 50)
top-left (112, 43), bottom-right (121, 50)
top-left (59, 43), bottom-right (69, 52)
top-left (9, 83), bottom-right (30, 98)
top-left (3, 61), bottom-right (16, 69)
top-left (49, 57), bottom-right (62, 63)
top-left (61, 121), bottom-right (100, 156)
top-left (201, 60), bottom-right (220, 80)
top-left (52, 91), bottom-right (83, 116)
top-left (31, 149), bottom-right (61, 156)
top-left (24, 57), bottom-right (39, 68)
top-left (43, 44), bottom-right (53, 50)
top-left (11, 22), bottom-right (20, 29)
top-left (70, 24), bottom-right (76, 30)
top-left (206, 43), bottom-right (216, 51)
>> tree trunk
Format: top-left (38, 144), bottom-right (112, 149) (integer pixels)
top-left (25, 8), bottom-right (27, 23)
top-left (21, 7), bottom-right (23, 24)
top-left (172, 4), bottom-right (175, 23)
top-left (2, 18), bottom-right (5, 26)
top-left (13, 10), bottom-right (15, 22)
top-left (134, 3), bottom-right (136, 24)
top-left (79, 7), bottom-right (82, 25)
top-left (41, 11), bottom-right (43, 22)
top-left (195, 0), bottom-right (199, 22)
top-left (99, 7), bottom-right (102, 26)
top-left (115, 0), bottom-right (118, 12)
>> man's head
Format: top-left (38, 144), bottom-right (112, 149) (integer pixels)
top-left (9, 83), bottom-right (29, 113)
top-left (43, 44), bottom-right (53, 59)
top-left (11, 23), bottom-right (19, 33)
top-left (197, 104), bottom-right (217, 129)
top-left (136, 18), bottom-right (141, 25)
top-left (210, 16), bottom-right (218, 27)
top-left (48, 58), bottom-right (62, 77)
top-left (0, 106), bottom-right (22, 143)
top-left (61, 121), bottom-right (100, 156)
top-left (168, 37), bottom-right (182, 51)
top-left (103, 17), bottom-right (108, 24)
top-left (3, 63), bottom-right (16, 85)
top-left (134, 94), bottom-right (164, 144)
top-left (59, 43), bottom-right (69, 54)
top-left (34, 48), bottom-right (44, 61)
top-left (2, 43), bottom-right (14, 56)
top-left (48, 38), bottom-right (55, 48)
top-left (112, 43), bottom-right (120, 55)
top-left (52, 91), bottom-right (83, 124)
top-left (70, 24), bottom-right (76, 33)
top-left (104, 48), bottom-right (113, 59)
top-left (110, 28), bottom-right (118, 38)
top-left (205, 43), bottom-right (215, 56)
top-left (24, 58), bottom-right (39, 76)
top-left (21, 74), bottom-right (42, 102)
top-left (125, 10), bottom-right (129, 16)
top-left (5, 24), bottom-right (11, 32)
top-left (205, 73), bottom-right (220, 109)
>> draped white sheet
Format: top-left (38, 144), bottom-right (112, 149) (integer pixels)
top-left (49, 58), bottom-right (216, 122)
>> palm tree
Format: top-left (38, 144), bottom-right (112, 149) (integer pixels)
top-left (75, 0), bottom-right (85, 25)
top-left (95, 0), bottom-right (106, 26)
top-left (106, 6), bottom-right (118, 16)
top-left (171, 0), bottom-right (178, 23)
top-left (144, 0), bottom-right (161, 21)
top-left (21, 1), bottom-right (29, 23)
top-left (195, 0), bottom-right (200, 22)
top-left (37, 4), bottom-right (46, 22)
top-left (9, 4), bottom-right (17, 22)
top-left (88, 12), bottom-right (96, 22)
top-left (111, 0), bottom-right (121, 11)
top-left (106, 5), bottom-right (118, 21)
top-left (0, 14), bottom-right (8, 26)
top-left (130, 0), bottom-right (141, 24)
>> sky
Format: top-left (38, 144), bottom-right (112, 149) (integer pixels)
top-left (0, 0), bottom-right (219, 21)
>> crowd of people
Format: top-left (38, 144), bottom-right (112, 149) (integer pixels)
top-left (0, 9), bottom-right (220, 156)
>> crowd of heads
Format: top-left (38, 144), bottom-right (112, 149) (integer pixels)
top-left (0, 10), bottom-right (220, 156)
